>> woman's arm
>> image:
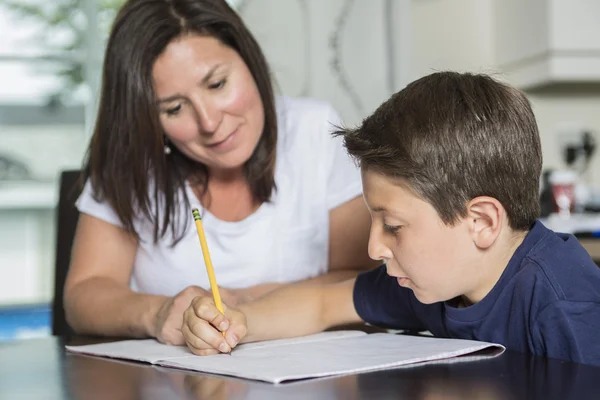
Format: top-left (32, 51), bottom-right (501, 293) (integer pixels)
top-left (327, 195), bottom-right (378, 271)
top-left (64, 214), bottom-right (218, 344)
top-left (64, 214), bottom-right (160, 337)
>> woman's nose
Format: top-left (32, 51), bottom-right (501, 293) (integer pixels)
top-left (193, 98), bottom-right (222, 134)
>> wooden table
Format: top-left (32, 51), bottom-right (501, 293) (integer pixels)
top-left (1, 336), bottom-right (599, 399)
top-left (579, 238), bottom-right (600, 261)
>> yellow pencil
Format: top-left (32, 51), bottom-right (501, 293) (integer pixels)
top-left (192, 208), bottom-right (226, 339)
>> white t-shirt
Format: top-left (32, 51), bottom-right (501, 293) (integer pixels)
top-left (76, 96), bottom-right (362, 296)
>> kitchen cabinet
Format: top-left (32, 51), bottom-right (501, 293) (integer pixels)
top-left (495, 0), bottom-right (600, 89)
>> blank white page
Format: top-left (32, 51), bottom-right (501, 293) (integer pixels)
top-left (64, 331), bottom-right (364, 364)
top-left (67, 331), bottom-right (504, 384)
top-left (66, 338), bottom-right (191, 363)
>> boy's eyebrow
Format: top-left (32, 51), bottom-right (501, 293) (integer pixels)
top-left (369, 205), bottom-right (408, 221)
top-left (156, 63), bottom-right (225, 104)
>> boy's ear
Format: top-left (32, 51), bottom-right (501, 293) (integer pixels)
top-left (465, 196), bottom-right (505, 249)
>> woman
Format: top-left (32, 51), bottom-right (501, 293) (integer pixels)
top-left (64, 0), bottom-right (375, 345)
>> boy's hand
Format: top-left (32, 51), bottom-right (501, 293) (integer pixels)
top-left (182, 296), bottom-right (248, 355)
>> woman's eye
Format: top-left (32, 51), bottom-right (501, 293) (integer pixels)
top-left (383, 224), bottom-right (401, 234)
top-left (208, 79), bottom-right (226, 90)
top-left (165, 104), bottom-right (182, 116)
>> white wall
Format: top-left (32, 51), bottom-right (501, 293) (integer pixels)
top-left (529, 92), bottom-right (600, 189)
top-left (1, 0), bottom-right (409, 305)
top-left (3, 0), bottom-right (600, 305)
top-left (239, 0), bottom-right (408, 125)
top-left (410, 0), bottom-right (600, 189)
top-left (411, 0), bottom-right (495, 79)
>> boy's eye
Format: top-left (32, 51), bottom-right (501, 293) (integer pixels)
top-left (165, 104), bottom-right (182, 116)
top-left (208, 79), bottom-right (226, 90)
top-left (383, 224), bottom-right (402, 234)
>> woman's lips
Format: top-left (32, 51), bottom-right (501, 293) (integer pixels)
top-left (206, 128), bottom-right (239, 150)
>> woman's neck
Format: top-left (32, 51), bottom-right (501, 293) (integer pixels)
top-left (209, 166), bottom-right (246, 185)
top-left (191, 166), bottom-right (260, 222)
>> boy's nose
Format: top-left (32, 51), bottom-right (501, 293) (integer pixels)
top-left (368, 230), bottom-right (391, 261)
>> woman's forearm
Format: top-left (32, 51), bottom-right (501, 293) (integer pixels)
top-left (64, 277), bottom-right (166, 338)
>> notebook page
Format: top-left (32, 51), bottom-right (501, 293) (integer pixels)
top-left (160, 333), bottom-right (505, 383)
top-left (230, 330), bottom-right (366, 352)
top-left (65, 331), bottom-right (365, 363)
top-left (66, 339), bottom-right (190, 363)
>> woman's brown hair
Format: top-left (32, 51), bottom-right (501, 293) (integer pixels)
top-left (83, 0), bottom-right (277, 244)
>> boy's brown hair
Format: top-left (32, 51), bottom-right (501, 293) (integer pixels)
top-left (337, 71), bottom-right (542, 231)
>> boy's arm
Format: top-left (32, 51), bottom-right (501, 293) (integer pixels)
top-left (182, 278), bottom-right (362, 354)
top-left (240, 278), bottom-right (361, 343)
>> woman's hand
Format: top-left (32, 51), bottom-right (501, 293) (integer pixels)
top-left (153, 286), bottom-right (213, 345)
top-left (182, 296), bottom-right (248, 355)
top-left (152, 285), bottom-right (250, 345)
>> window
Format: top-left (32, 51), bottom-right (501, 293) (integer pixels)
top-left (0, 0), bottom-right (242, 339)
top-left (0, 0), bottom-right (109, 339)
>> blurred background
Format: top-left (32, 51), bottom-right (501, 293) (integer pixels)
top-left (1, 0), bottom-right (599, 340)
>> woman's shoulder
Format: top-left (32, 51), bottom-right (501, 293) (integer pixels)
top-left (276, 95), bottom-right (339, 124)
top-left (275, 96), bottom-right (342, 147)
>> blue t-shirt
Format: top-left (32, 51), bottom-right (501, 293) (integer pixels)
top-left (353, 221), bottom-right (600, 366)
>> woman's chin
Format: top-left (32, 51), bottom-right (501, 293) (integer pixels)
top-left (203, 149), bottom-right (254, 173)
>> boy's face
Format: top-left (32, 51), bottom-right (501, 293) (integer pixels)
top-left (361, 169), bottom-right (478, 304)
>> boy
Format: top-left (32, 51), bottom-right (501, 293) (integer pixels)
top-left (181, 72), bottom-right (600, 366)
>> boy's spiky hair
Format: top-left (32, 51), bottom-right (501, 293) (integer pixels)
top-left (336, 71), bottom-right (542, 231)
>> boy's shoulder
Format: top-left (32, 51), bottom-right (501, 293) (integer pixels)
top-left (510, 223), bottom-right (600, 365)
top-left (512, 222), bottom-right (600, 306)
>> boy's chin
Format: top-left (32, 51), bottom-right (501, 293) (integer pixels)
top-left (412, 290), bottom-right (446, 305)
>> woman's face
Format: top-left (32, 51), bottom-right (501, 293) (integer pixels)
top-left (153, 34), bottom-right (265, 173)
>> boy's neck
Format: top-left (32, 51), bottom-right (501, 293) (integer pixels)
top-left (461, 228), bottom-right (528, 306)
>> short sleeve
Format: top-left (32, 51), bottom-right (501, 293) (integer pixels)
top-left (76, 179), bottom-right (124, 227)
top-left (322, 105), bottom-right (362, 210)
top-left (532, 300), bottom-right (600, 366)
top-left (353, 265), bottom-right (427, 331)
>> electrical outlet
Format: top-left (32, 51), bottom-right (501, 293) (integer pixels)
top-left (557, 129), bottom-right (596, 168)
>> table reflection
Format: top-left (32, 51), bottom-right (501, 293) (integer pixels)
top-left (1, 337), bottom-right (599, 400)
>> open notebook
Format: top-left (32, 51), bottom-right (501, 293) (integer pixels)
top-left (66, 331), bottom-right (505, 384)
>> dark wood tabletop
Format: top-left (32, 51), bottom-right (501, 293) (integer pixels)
top-left (1, 336), bottom-right (599, 400)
